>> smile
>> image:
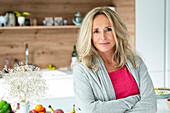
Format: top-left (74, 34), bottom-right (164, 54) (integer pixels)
top-left (99, 42), bottom-right (110, 46)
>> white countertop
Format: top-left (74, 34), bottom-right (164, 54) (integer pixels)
top-left (0, 69), bottom-right (170, 112)
top-left (38, 97), bottom-right (170, 113)
top-left (157, 99), bottom-right (170, 113)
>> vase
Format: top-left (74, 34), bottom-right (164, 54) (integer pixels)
top-left (72, 12), bottom-right (83, 25)
top-left (0, 16), bottom-right (8, 27)
top-left (17, 16), bottom-right (25, 26)
top-left (19, 102), bottom-right (30, 113)
top-left (24, 19), bottom-right (30, 26)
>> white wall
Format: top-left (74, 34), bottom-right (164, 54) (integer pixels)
top-left (166, 0), bottom-right (170, 86)
top-left (135, 0), bottom-right (165, 87)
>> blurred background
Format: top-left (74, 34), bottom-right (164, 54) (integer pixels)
top-left (0, 0), bottom-right (170, 112)
top-left (0, 0), bottom-right (169, 88)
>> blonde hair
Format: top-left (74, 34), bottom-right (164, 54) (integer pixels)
top-left (76, 6), bottom-right (141, 70)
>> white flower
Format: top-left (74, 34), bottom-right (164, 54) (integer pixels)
top-left (4, 65), bottom-right (47, 103)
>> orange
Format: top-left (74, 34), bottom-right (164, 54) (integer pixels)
top-left (35, 104), bottom-right (44, 112)
top-left (39, 112), bottom-right (46, 113)
top-left (39, 107), bottom-right (46, 113)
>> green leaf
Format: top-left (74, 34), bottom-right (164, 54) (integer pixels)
top-left (14, 11), bottom-right (21, 17)
top-left (22, 12), bottom-right (30, 17)
top-left (14, 11), bottom-right (30, 17)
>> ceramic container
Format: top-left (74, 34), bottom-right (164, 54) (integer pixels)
top-left (19, 102), bottom-right (30, 113)
top-left (72, 12), bottom-right (83, 25)
top-left (166, 98), bottom-right (170, 109)
top-left (18, 16), bottom-right (25, 26)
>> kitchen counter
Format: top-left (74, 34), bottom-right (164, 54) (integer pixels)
top-left (0, 69), bottom-right (74, 99)
top-left (157, 99), bottom-right (170, 113)
top-left (38, 97), bottom-right (170, 113)
top-left (0, 69), bottom-right (170, 112)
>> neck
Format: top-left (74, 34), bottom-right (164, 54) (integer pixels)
top-left (98, 50), bottom-right (115, 64)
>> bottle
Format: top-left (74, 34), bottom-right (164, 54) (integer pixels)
top-left (4, 56), bottom-right (9, 73)
top-left (71, 45), bottom-right (77, 64)
top-left (14, 58), bottom-right (19, 68)
top-left (63, 19), bottom-right (68, 25)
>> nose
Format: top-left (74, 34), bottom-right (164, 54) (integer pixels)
top-left (100, 30), bottom-right (106, 40)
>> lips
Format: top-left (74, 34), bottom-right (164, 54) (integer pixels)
top-left (99, 42), bottom-right (110, 46)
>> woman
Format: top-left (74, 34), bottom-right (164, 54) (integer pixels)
top-left (73, 7), bottom-right (157, 113)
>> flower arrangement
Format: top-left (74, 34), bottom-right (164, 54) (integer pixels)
top-left (3, 63), bottom-right (47, 103)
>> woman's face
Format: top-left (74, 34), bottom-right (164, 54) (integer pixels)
top-left (92, 14), bottom-right (115, 54)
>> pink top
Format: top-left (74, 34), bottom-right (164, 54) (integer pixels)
top-left (108, 65), bottom-right (139, 99)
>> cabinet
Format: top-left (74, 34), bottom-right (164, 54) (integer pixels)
top-left (135, 0), bottom-right (170, 87)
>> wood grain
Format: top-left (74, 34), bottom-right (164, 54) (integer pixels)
top-left (0, 0), bottom-right (112, 25)
top-left (0, 29), bottom-right (79, 69)
top-left (112, 0), bottom-right (135, 46)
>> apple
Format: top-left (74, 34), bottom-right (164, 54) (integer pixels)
top-left (11, 110), bottom-right (15, 113)
top-left (53, 109), bottom-right (64, 113)
top-left (43, 107), bottom-right (46, 113)
top-left (29, 109), bottom-right (38, 113)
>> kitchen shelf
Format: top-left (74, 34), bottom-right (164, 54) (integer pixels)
top-left (0, 25), bottom-right (81, 30)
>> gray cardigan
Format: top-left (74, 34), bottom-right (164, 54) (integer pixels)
top-left (73, 57), bottom-right (157, 113)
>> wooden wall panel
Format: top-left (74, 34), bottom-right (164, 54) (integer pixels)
top-left (112, 0), bottom-right (135, 46)
top-left (0, 29), bottom-right (79, 69)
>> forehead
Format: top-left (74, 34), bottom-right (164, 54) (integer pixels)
top-left (93, 14), bottom-right (111, 27)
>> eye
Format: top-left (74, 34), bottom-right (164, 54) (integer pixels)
top-left (106, 28), bottom-right (112, 32)
top-left (93, 29), bottom-right (99, 34)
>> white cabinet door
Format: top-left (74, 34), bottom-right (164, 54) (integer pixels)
top-left (135, 0), bottom-right (165, 87)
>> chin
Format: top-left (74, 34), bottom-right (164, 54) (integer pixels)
top-left (98, 48), bottom-right (112, 53)
top-left (96, 46), bottom-right (114, 53)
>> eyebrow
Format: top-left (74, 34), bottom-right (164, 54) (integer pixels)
top-left (105, 26), bottom-right (111, 28)
top-left (92, 26), bottom-right (111, 30)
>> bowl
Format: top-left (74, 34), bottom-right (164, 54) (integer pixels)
top-left (155, 89), bottom-right (170, 99)
top-left (166, 98), bottom-right (170, 109)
